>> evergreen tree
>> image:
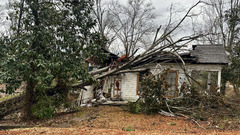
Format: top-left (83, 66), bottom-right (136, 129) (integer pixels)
top-left (0, 0), bottom-right (104, 119)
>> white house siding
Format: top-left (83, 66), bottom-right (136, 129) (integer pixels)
top-left (81, 85), bottom-right (94, 103)
top-left (98, 73), bottom-right (139, 102)
top-left (121, 73), bottom-right (139, 102)
top-left (83, 63), bottom-right (223, 102)
top-left (148, 63), bottom-right (223, 91)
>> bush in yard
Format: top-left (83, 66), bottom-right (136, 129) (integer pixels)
top-left (128, 70), bottom-right (169, 114)
top-left (32, 96), bottom-right (55, 119)
top-left (128, 102), bottom-right (141, 114)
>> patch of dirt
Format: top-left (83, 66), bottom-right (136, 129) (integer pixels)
top-left (79, 106), bottom-right (197, 131)
top-left (0, 111), bottom-right (78, 127)
top-left (1, 106), bottom-right (240, 134)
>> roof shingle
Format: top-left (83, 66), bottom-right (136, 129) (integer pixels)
top-left (190, 45), bottom-right (228, 64)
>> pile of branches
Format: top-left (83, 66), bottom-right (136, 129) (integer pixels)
top-left (128, 73), bottom-right (240, 129)
top-left (167, 90), bottom-right (240, 129)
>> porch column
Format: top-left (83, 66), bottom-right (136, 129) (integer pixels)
top-left (207, 72), bottom-right (211, 92)
top-left (217, 70), bottom-right (221, 88)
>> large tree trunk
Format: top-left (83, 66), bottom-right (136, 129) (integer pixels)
top-left (22, 80), bottom-right (35, 120)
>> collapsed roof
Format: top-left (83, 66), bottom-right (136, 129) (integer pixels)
top-left (86, 47), bottom-right (119, 66)
top-left (88, 44), bottom-right (229, 69)
top-left (132, 44), bottom-right (229, 67)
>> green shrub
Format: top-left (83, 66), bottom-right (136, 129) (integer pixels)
top-left (128, 102), bottom-right (141, 114)
top-left (124, 125), bottom-right (135, 131)
top-left (167, 122), bottom-right (177, 125)
top-left (32, 97), bottom-right (55, 119)
top-left (126, 71), bottom-right (170, 115)
top-left (139, 72), bottom-right (168, 114)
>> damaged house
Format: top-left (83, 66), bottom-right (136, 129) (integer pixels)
top-left (80, 45), bottom-right (228, 104)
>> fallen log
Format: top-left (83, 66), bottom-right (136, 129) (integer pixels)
top-left (89, 66), bottom-right (109, 75)
top-left (0, 94), bottom-right (24, 119)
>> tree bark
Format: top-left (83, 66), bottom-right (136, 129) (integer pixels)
top-left (22, 80), bottom-right (35, 120)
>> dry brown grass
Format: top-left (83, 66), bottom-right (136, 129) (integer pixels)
top-left (2, 106), bottom-right (240, 135)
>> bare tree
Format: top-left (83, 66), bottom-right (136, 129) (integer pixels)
top-left (194, 0), bottom-right (240, 53)
top-left (107, 0), bottom-right (158, 57)
top-left (72, 1), bottom-right (203, 83)
top-left (92, 0), bottom-right (116, 50)
top-left (225, 0), bottom-right (240, 53)
top-left (197, 0), bottom-right (226, 45)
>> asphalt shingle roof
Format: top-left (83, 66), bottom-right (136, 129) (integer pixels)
top-left (190, 45), bottom-right (228, 64)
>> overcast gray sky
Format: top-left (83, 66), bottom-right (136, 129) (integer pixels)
top-left (0, 0), bottom-right (203, 53)
top-left (0, 0), bottom-right (199, 5)
top-left (108, 0), bottom-right (201, 19)
top-left (0, 0), bottom-right (200, 12)
top-left (0, 0), bottom-right (200, 22)
top-left (0, 0), bottom-right (202, 30)
top-left (0, 0), bottom-right (202, 39)
top-left (0, 0), bottom-right (7, 5)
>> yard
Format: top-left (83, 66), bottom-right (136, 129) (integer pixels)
top-left (1, 106), bottom-right (240, 135)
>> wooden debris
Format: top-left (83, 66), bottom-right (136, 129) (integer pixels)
top-left (0, 94), bottom-right (24, 119)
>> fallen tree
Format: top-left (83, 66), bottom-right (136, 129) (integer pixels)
top-left (0, 1), bottom-right (204, 119)
top-left (74, 1), bottom-right (203, 84)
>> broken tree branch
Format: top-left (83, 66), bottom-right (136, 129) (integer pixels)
top-left (71, 1), bottom-right (203, 89)
top-left (176, 113), bottom-right (205, 129)
top-left (89, 66), bottom-right (109, 75)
